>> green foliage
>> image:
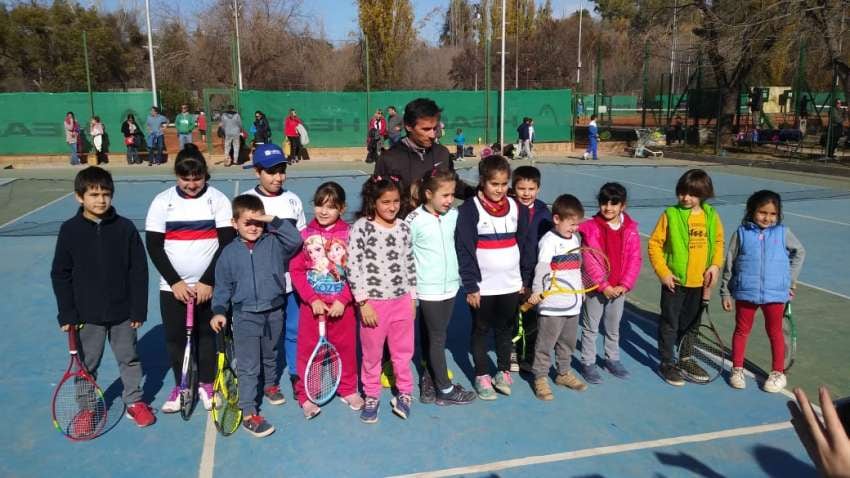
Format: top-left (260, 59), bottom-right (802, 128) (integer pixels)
top-left (0, 0), bottom-right (145, 92)
top-left (358, 0), bottom-right (415, 89)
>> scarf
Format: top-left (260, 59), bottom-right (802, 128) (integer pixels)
top-left (402, 137), bottom-right (427, 162)
top-left (477, 191), bottom-right (510, 217)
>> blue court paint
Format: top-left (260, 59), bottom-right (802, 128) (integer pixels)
top-left (0, 165), bottom-right (817, 477)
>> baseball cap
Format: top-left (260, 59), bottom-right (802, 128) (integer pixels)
top-left (245, 143), bottom-right (287, 169)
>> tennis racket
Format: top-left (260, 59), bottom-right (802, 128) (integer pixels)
top-left (212, 331), bottom-right (241, 436)
top-left (677, 291), bottom-right (728, 384)
top-left (51, 326), bottom-right (107, 441)
top-left (178, 299), bottom-right (198, 420)
top-left (520, 246), bottom-right (610, 312)
top-left (512, 309), bottom-right (527, 357)
top-left (783, 303), bottom-right (797, 372)
top-left (304, 315), bottom-right (342, 405)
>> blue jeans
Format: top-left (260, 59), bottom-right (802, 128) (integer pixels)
top-left (148, 134), bottom-right (164, 164)
top-left (126, 145), bottom-right (139, 164)
top-left (178, 133), bottom-right (193, 150)
top-left (69, 142), bottom-right (79, 165)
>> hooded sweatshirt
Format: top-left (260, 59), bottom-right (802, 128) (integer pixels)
top-left (289, 218), bottom-right (354, 306)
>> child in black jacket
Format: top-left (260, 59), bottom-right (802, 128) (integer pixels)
top-left (50, 167), bottom-right (155, 429)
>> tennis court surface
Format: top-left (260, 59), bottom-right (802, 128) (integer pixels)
top-left (2, 158), bottom-right (840, 477)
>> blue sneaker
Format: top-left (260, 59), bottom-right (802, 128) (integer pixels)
top-left (580, 363), bottom-right (603, 384)
top-left (360, 396), bottom-right (380, 424)
top-left (391, 393), bottom-right (413, 420)
top-left (603, 360), bottom-right (630, 379)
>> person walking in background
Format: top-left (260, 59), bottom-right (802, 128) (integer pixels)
top-left (146, 106), bottom-right (168, 166)
top-left (175, 104), bottom-right (197, 151)
top-left (582, 114), bottom-right (600, 161)
top-left (387, 106), bottom-right (403, 147)
top-left (121, 114), bottom-right (142, 165)
top-left (284, 109), bottom-right (304, 163)
top-left (64, 112), bottom-right (81, 165)
top-left (90, 116), bottom-right (108, 165)
top-left (220, 105), bottom-right (242, 167)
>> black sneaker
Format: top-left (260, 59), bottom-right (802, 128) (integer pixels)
top-left (242, 415), bottom-right (275, 438)
top-left (678, 357), bottom-right (710, 382)
top-left (419, 374), bottom-right (436, 404)
top-left (660, 363), bottom-right (685, 387)
top-left (435, 384), bottom-right (476, 406)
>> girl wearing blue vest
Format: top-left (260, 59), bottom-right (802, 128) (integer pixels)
top-left (407, 169), bottom-right (476, 406)
top-left (719, 190), bottom-right (805, 393)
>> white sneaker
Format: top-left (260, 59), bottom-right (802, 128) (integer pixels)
top-left (763, 371), bottom-right (787, 393)
top-left (161, 386), bottom-right (181, 413)
top-left (729, 367), bottom-right (746, 389)
top-left (198, 383), bottom-right (214, 411)
top-left (581, 152), bottom-right (589, 160)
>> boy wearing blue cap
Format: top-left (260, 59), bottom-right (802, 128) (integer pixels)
top-left (243, 143), bottom-right (306, 402)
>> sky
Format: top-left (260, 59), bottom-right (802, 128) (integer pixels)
top-left (106, 0), bottom-right (588, 44)
top-left (305, 0), bottom-right (587, 44)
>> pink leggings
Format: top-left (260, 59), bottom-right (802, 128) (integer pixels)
top-left (732, 301), bottom-right (785, 372)
top-left (359, 294), bottom-right (415, 398)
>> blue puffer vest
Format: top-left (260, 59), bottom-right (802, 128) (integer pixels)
top-left (730, 223), bottom-right (790, 304)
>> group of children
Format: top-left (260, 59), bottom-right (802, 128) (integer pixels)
top-left (51, 143), bottom-right (805, 438)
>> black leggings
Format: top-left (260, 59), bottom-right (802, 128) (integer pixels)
top-left (470, 292), bottom-right (520, 376)
top-left (160, 291), bottom-right (216, 384)
top-left (418, 297), bottom-right (455, 391)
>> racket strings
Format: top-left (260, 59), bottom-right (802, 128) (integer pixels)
top-left (678, 327), bottom-right (726, 382)
top-left (53, 375), bottom-right (106, 439)
top-left (306, 344), bottom-right (341, 403)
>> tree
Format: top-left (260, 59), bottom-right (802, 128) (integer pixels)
top-left (358, 0), bottom-right (415, 89)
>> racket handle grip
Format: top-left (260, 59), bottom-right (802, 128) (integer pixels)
top-left (67, 328), bottom-right (78, 354)
top-left (186, 299), bottom-right (195, 328)
top-left (318, 315), bottom-right (327, 337)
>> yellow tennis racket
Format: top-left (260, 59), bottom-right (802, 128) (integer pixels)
top-left (520, 246), bottom-right (610, 312)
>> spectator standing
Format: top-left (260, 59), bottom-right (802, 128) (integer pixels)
top-left (175, 104), bottom-right (197, 151)
top-left (64, 112), bottom-right (81, 165)
top-left (198, 111), bottom-right (208, 143)
top-left (253, 110), bottom-right (271, 145)
top-left (284, 109), bottom-right (304, 163)
top-left (517, 117), bottom-right (532, 159)
top-left (90, 116), bottom-right (108, 165)
top-left (121, 114), bottom-right (142, 164)
top-left (365, 109), bottom-right (387, 164)
top-left (146, 106), bottom-right (168, 166)
top-left (220, 105), bottom-right (243, 167)
top-left (387, 106), bottom-right (403, 147)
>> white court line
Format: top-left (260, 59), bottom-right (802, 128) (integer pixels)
top-left (784, 211), bottom-right (850, 227)
top-left (569, 169), bottom-right (671, 193)
top-left (387, 422), bottom-right (793, 478)
top-left (198, 413), bottom-right (217, 478)
top-left (0, 178), bottom-right (16, 187)
top-left (0, 191), bottom-right (73, 229)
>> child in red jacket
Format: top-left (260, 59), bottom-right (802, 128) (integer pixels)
top-left (290, 182), bottom-right (363, 419)
top-left (578, 183), bottom-right (642, 384)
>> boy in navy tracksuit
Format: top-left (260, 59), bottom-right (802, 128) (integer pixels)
top-left (210, 194), bottom-right (302, 438)
top-left (511, 166), bottom-right (553, 372)
top-left (50, 166), bottom-right (156, 429)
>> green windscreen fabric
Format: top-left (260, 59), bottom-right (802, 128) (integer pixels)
top-left (237, 89), bottom-right (573, 147)
top-left (0, 89), bottom-right (571, 153)
top-left (0, 92), bottom-right (153, 155)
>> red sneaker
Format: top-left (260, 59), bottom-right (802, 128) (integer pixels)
top-left (70, 409), bottom-right (96, 438)
top-left (126, 402), bottom-right (156, 427)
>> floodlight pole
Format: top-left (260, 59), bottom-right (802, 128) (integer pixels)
top-left (499, 0), bottom-right (506, 149)
top-left (234, 0), bottom-right (244, 90)
top-left (82, 31), bottom-right (94, 119)
top-left (144, 0), bottom-right (157, 107)
top-left (576, 0), bottom-right (583, 85)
